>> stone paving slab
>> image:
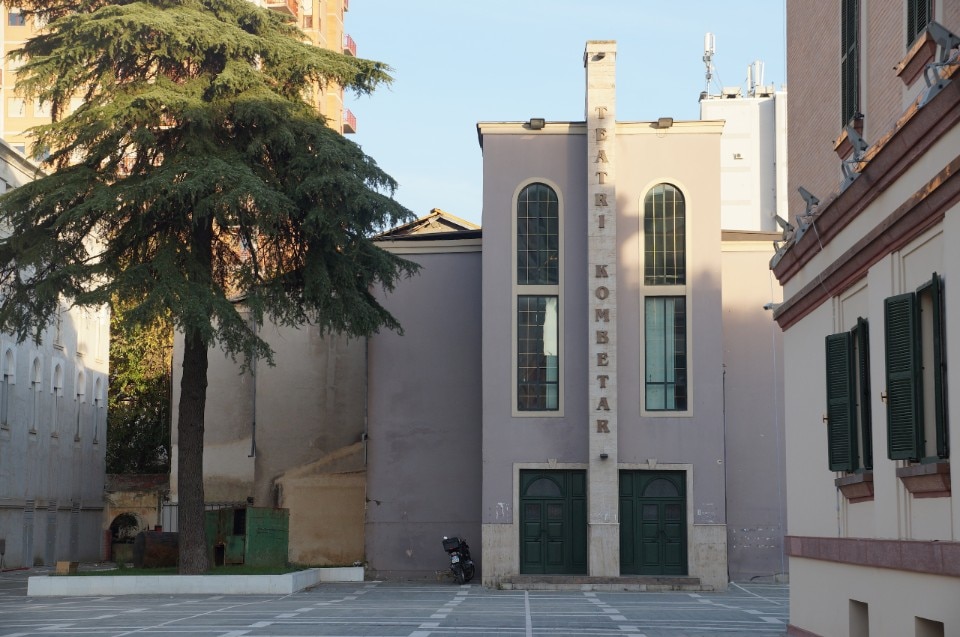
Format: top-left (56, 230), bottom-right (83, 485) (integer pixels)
top-left (0, 568), bottom-right (788, 637)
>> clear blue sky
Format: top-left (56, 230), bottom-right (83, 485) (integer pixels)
top-left (346, 1), bottom-right (786, 226)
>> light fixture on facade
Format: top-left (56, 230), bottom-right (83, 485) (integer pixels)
top-left (528, 118), bottom-right (546, 130)
top-left (599, 452), bottom-right (609, 460)
top-left (919, 21), bottom-right (960, 108)
top-left (656, 117), bottom-right (674, 129)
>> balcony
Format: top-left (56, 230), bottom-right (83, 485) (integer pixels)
top-left (343, 33), bottom-right (356, 56)
top-left (342, 109), bottom-right (356, 134)
top-left (265, 0), bottom-right (297, 17)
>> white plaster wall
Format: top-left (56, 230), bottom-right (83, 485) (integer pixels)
top-left (0, 141), bottom-right (107, 567)
top-left (791, 558), bottom-right (960, 637)
top-left (700, 94), bottom-right (786, 233)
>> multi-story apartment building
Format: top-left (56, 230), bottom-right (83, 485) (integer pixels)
top-left (0, 0), bottom-right (356, 158)
top-left (772, 2), bottom-right (960, 635)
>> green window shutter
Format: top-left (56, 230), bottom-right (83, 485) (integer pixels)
top-left (826, 332), bottom-right (857, 471)
top-left (930, 273), bottom-right (948, 458)
top-left (840, 0), bottom-right (859, 125)
top-left (885, 292), bottom-right (922, 460)
top-left (856, 318), bottom-right (873, 469)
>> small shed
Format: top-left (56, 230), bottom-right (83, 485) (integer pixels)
top-left (205, 507), bottom-right (289, 567)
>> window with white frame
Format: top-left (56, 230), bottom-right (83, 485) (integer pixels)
top-left (93, 377), bottom-right (103, 443)
top-left (51, 363), bottom-right (63, 437)
top-left (0, 348), bottom-right (14, 427)
top-left (642, 184), bottom-right (688, 412)
top-left (30, 358), bottom-right (42, 433)
top-left (515, 182), bottom-right (561, 412)
top-left (74, 370), bottom-right (85, 440)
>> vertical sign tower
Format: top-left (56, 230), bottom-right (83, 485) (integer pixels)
top-left (584, 40), bottom-right (619, 576)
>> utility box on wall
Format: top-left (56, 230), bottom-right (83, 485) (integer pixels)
top-left (205, 507), bottom-right (289, 567)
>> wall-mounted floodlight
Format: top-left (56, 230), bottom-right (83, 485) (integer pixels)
top-left (840, 125), bottom-right (870, 190)
top-left (793, 187), bottom-right (820, 243)
top-left (656, 117), bottom-right (674, 129)
top-left (919, 21), bottom-right (960, 108)
top-left (528, 118), bottom-right (546, 130)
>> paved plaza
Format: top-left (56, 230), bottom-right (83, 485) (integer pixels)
top-left (0, 568), bottom-right (787, 637)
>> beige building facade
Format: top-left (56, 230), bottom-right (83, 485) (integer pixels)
top-left (775, 2), bottom-right (960, 635)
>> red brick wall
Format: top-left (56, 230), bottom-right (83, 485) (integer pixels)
top-left (787, 2), bottom-right (960, 217)
top-left (864, 1), bottom-right (903, 140)
top-left (786, 0), bottom-right (841, 216)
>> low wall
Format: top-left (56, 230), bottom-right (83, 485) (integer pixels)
top-left (27, 566), bottom-right (363, 596)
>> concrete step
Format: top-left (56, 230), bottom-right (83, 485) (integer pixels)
top-left (498, 574), bottom-right (712, 592)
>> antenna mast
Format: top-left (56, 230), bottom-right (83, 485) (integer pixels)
top-left (703, 32), bottom-right (716, 94)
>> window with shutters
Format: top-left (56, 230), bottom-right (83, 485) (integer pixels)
top-left (841, 0), bottom-right (860, 126)
top-left (884, 272), bottom-right (947, 463)
top-left (907, 0), bottom-right (932, 46)
top-left (514, 181), bottom-right (562, 414)
top-left (825, 318), bottom-right (873, 473)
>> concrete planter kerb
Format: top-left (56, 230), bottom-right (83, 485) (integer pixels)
top-left (26, 566), bottom-right (364, 596)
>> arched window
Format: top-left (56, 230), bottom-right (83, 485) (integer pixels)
top-left (642, 183), bottom-right (688, 412)
top-left (75, 370), bottom-right (86, 440)
top-left (30, 358), bottom-right (42, 432)
top-left (0, 348), bottom-right (14, 427)
top-left (523, 477), bottom-right (563, 498)
top-left (643, 184), bottom-right (685, 286)
top-left (516, 182), bottom-right (561, 413)
top-left (93, 377), bottom-right (103, 443)
top-left (517, 182), bottom-right (559, 285)
top-left (52, 364), bottom-right (63, 437)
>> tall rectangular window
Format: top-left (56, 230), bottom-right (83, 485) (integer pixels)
top-left (841, 0), bottom-right (860, 126)
top-left (642, 183), bottom-right (687, 413)
top-left (907, 0), bottom-right (932, 46)
top-left (515, 182), bottom-right (561, 413)
top-left (825, 318), bottom-right (873, 472)
top-left (517, 296), bottom-right (559, 411)
top-left (885, 273), bottom-right (947, 461)
top-left (645, 297), bottom-right (687, 411)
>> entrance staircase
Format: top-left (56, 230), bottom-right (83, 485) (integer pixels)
top-left (497, 575), bottom-right (713, 592)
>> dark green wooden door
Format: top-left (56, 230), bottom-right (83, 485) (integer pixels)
top-left (519, 470), bottom-right (586, 574)
top-left (619, 470), bottom-right (687, 575)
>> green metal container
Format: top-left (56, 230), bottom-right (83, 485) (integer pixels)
top-left (205, 507), bottom-right (289, 567)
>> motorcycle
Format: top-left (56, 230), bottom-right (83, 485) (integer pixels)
top-left (442, 536), bottom-right (475, 584)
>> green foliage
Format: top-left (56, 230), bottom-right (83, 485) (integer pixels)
top-left (106, 296), bottom-right (172, 474)
top-left (0, 0), bottom-right (417, 360)
top-left (0, 0), bottom-right (417, 573)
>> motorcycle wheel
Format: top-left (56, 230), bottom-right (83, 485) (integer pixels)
top-left (452, 563), bottom-right (465, 585)
top-left (463, 562), bottom-right (475, 583)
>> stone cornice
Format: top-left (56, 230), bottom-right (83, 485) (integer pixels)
top-left (772, 74), bottom-right (960, 330)
top-left (787, 535), bottom-right (960, 577)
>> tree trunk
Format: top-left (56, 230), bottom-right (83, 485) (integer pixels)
top-left (177, 327), bottom-right (210, 574)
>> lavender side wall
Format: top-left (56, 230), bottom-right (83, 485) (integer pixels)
top-left (366, 248), bottom-right (483, 579)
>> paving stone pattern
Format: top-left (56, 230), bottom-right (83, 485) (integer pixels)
top-left (0, 569), bottom-right (788, 636)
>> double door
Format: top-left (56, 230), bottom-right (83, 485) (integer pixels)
top-left (619, 470), bottom-right (687, 575)
top-left (518, 469), bottom-right (687, 576)
top-left (519, 470), bottom-right (586, 574)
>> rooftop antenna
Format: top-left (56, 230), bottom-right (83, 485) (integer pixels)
top-left (703, 32), bottom-right (716, 94)
top-left (748, 60), bottom-right (764, 97)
